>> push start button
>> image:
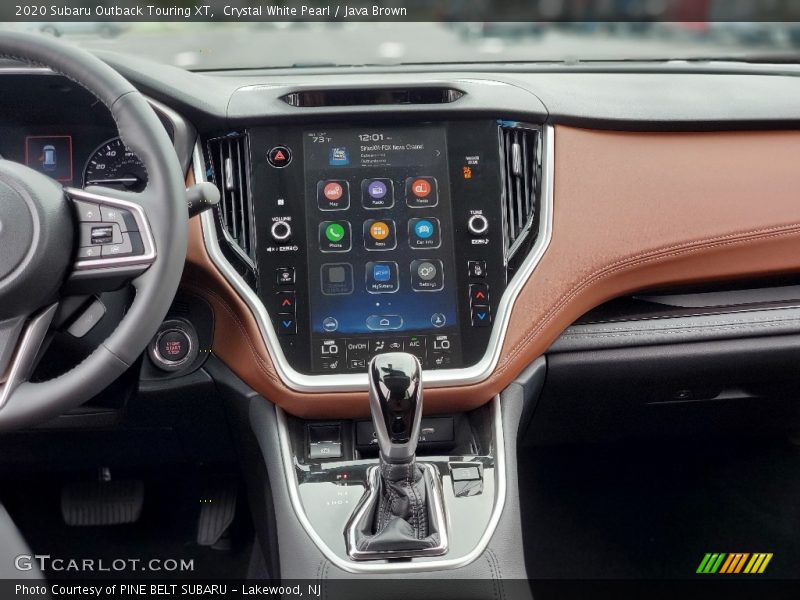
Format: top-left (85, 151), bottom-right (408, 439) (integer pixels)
top-left (158, 330), bottom-right (190, 362)
top-left (148, 319), bottom-right (199, 372)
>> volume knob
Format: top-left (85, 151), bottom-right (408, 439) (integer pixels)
top-left (467, 214), bottom-right (489, 236)
top-left (271, 221), bottom-right (292, 242)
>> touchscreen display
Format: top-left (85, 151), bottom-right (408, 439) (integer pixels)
top-left (303, 125), bottom-right (461, 370)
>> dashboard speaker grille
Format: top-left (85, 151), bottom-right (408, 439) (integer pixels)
top-left (205, 133), bottom-right (254, 262)
top-left (499, 123), bottom-right (539, 262)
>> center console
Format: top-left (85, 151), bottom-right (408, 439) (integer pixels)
top-left (248, 120), bottom-right (515, 379)
top-left (200, 113), bottom-right (548, 584)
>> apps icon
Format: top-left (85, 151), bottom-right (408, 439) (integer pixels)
top-left (319, 221), bottom-right (352, 252)
top-left (329, 147), bottom-right (350, 166)
top-left (365, 261), bottom-right (399, 293)
top-left (320, 263), bottom-right (353, 295)
top-left (361, 178), bottom-right (394, 209)
top-left (317, 180), bottom-right (350, 210)
top-left (408, 217), bottom-right (441, 249)
top-left (405, 176), bottom-right (438, 208)
top-left (363, 219), bottom-right (397, 251)
top-left (410, 259), bottom-right (444, 291)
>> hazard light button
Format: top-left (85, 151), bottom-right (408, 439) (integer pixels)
top-left (268, 145), bottom-right (292, 168)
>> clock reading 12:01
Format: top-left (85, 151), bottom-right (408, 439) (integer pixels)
top-left (358, 133), bottom-right (386, 142)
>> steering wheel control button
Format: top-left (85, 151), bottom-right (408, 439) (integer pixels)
top-left (277, 313), bottom-right (297, 335)
top-left (66, 298), bottom-right (106, 338)
top-left (267, 146), bottom-right (292, 168)
top-left (101, 233), bottom-right (135, 258)
top-left (317, 180), bottom-right (350, 211)
top-left (363, 219), bottom-right (397, 251)
top-left (79, 223), bottom-right (122, 247)
top-left (90, 225), bottom-right (115, 245)
top-left (77, 246), bottom-right (101, 259)
top-left (411, 259), bottom-right (444, 291)
top-left (468, 260), bottom-right (487, 278)
top-left (405, 176), bottom-right (438, 208)
top-left (99, 205), bottom-right (138, 232)
top-left (319, 221), bottom-right (352, 252)
top-left (73, 200), bottom-right (101, 222)
top-left (148, 320), bottom-right (199, 373)
top-left (276, 267), bottom-right (295, 285)
top-left (361, 178), bottom-right (394, 209)
top-left (467, 214), bottom-right (490, 236)
top-left (408, 218), bottom-right (441, 249)
top-left (270, 220), bottom-right (292, 242)
top-left (471, 305), bottom-right (492, 327)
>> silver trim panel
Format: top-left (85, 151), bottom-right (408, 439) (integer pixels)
top-left (275, 394), bottom-right (506, 573)
top-left (193, 125), bottom-right (554, 392)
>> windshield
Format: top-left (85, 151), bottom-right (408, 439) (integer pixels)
top-left (1, 21), bottom-right (798, 70)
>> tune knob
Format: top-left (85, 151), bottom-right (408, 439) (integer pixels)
top-left (467, 214), bottom-right (489, 236)
top-left (271, 220), bottom-right (292, 242)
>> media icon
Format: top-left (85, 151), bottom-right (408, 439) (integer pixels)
top-left (405, 176), bottom-right (438, 207)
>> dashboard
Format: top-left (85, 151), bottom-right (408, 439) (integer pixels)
top-left (0, 74), bottom-right (149, 191)
top-left (4, 60), bottom-right (800, 419)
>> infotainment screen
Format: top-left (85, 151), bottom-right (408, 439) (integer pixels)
top-left (303, 125), bottom-right (462, 371)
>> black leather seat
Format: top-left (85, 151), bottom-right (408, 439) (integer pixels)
top-left (0, 503), bottom-right (43, 580)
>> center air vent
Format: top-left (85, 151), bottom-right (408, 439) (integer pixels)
top-left (205, 133), bottom-right (254, 263)
top-left (281, 87), bottom-right (464, 107)
top-left (499, 123), bottom-right (540, 263)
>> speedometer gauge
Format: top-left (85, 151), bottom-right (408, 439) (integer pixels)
top-left (83, 137), bottom-right (147, 192)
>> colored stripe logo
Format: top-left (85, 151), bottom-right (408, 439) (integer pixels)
top-left (697, 553), bottom-right (773, 574)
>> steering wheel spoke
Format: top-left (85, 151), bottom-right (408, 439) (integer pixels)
top-left (65, 186), bottom-right (157, 287)
top-left (0, 305), bottom-right (57, 411)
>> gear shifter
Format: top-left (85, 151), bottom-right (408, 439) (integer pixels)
top-left (345, 353), bottom-right (448, 560)
top-left (368, 352), bottom-right (423, 464)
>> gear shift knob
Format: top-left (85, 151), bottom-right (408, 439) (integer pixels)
top-left (368, 352), bottom-right (423, 464)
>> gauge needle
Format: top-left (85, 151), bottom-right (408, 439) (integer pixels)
top-left (86, 177), bottom-right (140, 185)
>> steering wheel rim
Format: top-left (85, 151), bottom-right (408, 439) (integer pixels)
top-left (0, 32), bottom-right (187, 431)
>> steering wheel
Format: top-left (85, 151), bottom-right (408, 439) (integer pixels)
top-left (0, 33), bottom-right (187, 431)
